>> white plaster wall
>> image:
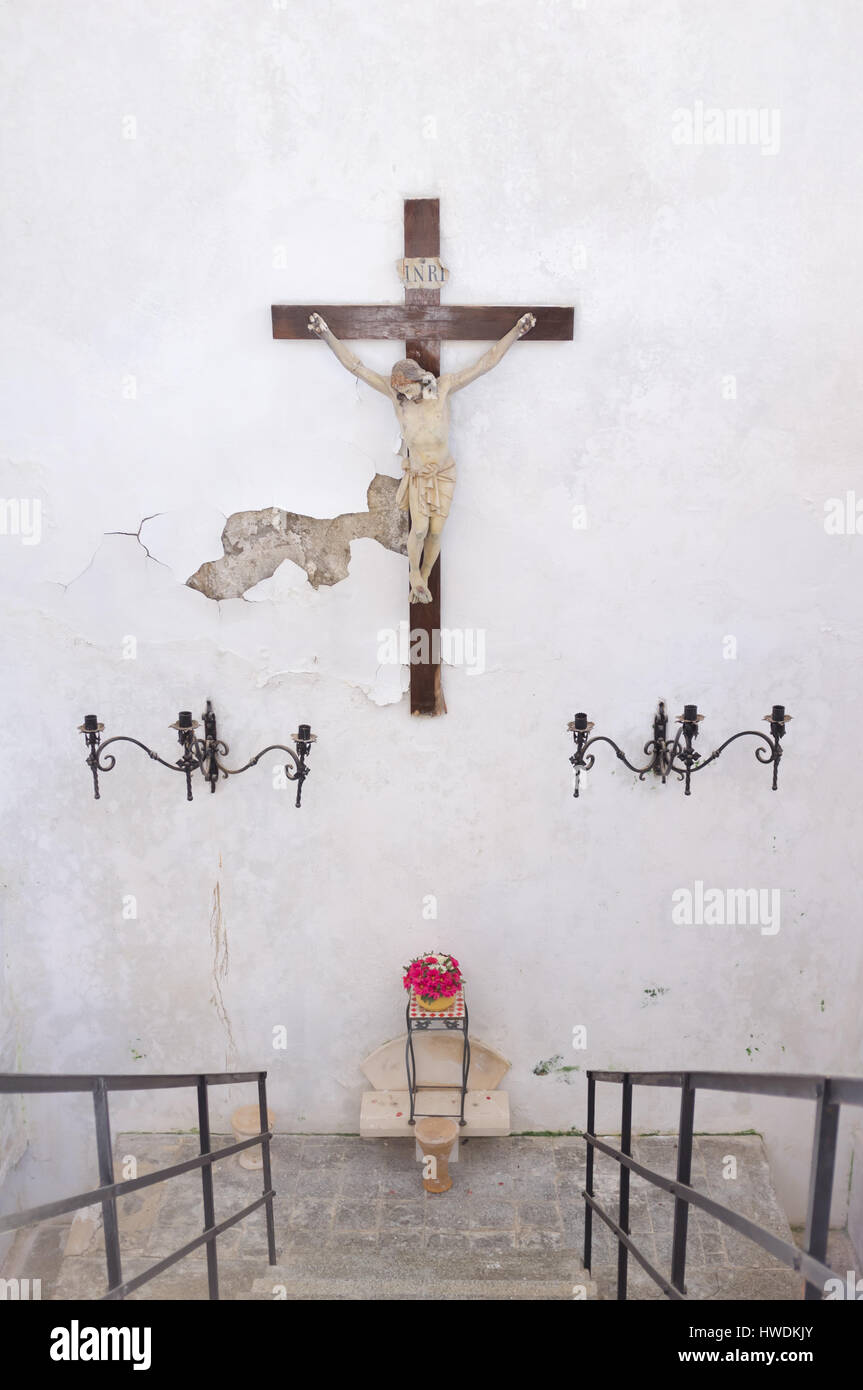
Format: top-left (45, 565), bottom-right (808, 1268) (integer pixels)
top-left (1, 0), bottom-right (862, 1226)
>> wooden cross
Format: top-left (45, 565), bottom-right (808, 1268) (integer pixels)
top-left (272, 198), bottom-right (573, 716)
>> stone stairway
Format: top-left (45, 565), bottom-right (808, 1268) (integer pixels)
top-left (0, 1133), bottom-right (842, 1300)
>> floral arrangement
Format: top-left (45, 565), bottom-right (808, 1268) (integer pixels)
top-left (402, 951), bottom-right (463, 1001)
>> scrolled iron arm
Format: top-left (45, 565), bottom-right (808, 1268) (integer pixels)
top-left (93, 735), bottom-right (202, 777)
top-left (685, 729), bottom-right (782, 790)
top-left (190, 736), bottom-right (231, 791)
top-left (661, 724), bottom-right (688, 783)
top-left (210, 744), bottom-right (301, 778)
top-left (572, 734), bottom-right (658, 780)
top-left (87, 734), bottom-right (205, 802)
top-left (207, 743), bottom-right (311, 808)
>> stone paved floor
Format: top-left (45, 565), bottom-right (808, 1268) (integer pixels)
top-left (3, 1134), bottom-right (857, 1300)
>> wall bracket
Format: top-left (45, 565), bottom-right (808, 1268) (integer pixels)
top-left (567, 701), bottom-right (790, 798)
top-left (79, 701), bottom-right (316, 807)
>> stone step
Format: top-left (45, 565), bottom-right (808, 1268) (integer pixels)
top-left (255, 1248), bottom-right (592, 1281)
top-left (360, 1090), bottom-right (510, 1136)
top-left (251, 1247), bottom-right (597, 1300)
top-left (249, 1275), bottom-right (592, 1301)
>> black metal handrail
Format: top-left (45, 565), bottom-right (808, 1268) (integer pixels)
top-left (583, 1070), bottom-right (863, 1301)
top-left (0, 1071), bottom-right (277, 1300)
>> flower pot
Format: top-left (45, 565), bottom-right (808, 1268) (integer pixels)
top-left (417, 994), bottom-right (453, 1013)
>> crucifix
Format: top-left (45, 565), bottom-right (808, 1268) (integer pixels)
top-left (272, 198), bottom-right (573, 716)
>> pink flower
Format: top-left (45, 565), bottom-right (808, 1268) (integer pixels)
top-left (402, 951), bottom-right (463, 996)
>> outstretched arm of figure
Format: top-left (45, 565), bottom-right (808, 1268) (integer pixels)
top-left (442, 313), bottom-right (536, 394)
top-left (307, 313), bottom-right (391, 396)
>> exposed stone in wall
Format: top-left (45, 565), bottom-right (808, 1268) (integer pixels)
top-left (187, 475), bottom-right (406, 600)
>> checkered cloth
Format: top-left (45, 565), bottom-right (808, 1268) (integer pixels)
top-left (409, 987), bottom-right (465, 1019)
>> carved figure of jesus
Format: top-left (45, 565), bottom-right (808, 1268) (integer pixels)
top-left (307, 311), bottom-right (536, 603)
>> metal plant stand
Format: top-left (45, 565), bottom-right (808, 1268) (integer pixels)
top-left (405, 988), bottom-right (470, 1126)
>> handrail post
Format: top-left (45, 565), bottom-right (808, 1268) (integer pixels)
top-left (617, 1073), bottom-right (632, 1300)
top-left (0, 1070), bottom-right (278, 1301)
top-left (583, 1072), bottom-right (595, 1272)
top-left (92, 1078), bottom-right (123, 1295)
top-left (670, 1073), bottom-right (695, 1295)
top-left (259, 1073), bottom-right (277, 1265)
top-left (196, 1076), bottom-right (219, 1299)
top-left (803, 1078), bottom-right (839, 1300)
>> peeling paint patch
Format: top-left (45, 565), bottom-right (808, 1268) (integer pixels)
top-left (186, 475), bottom-right (406, 600)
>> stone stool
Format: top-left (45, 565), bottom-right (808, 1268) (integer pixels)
top-left (415, 1117), bottom-right (459, 1194)
top-left (231, 1104), bottom-right (274, 1171)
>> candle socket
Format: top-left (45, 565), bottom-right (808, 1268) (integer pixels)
top-left (768, 705), bottom-right (790, 750)
top-left (573, 712), bottom-right (588, 732)
top-left (83, 715), bottom-right (98, 731)
top-left (683, 705), bottom-right (698, 721)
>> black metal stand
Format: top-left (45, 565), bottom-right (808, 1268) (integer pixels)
top-left (405, 990), bottom-right (470, 1127)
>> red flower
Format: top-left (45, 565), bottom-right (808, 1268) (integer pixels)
top-left (402, 952), bottom-right (463, 997)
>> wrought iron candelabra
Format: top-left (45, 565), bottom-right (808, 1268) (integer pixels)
top-left (79, 701), bottom-right (316, 807)
top-left (567, 701), bottom-right (790, 798)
